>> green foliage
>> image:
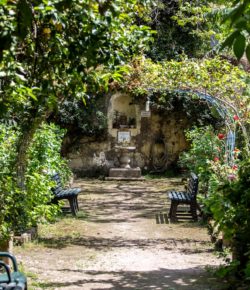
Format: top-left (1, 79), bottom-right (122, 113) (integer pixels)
top-left (204, 158), bottom-right (250, 283)
top-left (27, 122), bottom-right (71, 180)
top-left (179, 124), bottom-right (250, 284)
top-left (124, 56), bottom-right (247, 99)
top-left (0, 0), bottom-right (154, 148)
top-left (146, 0), bottom-right (205, 60)
top-left (147, 90), bottom-right (223, 127)
top-left (120, 56), bottom-right (250, 152)
top-left (219, 0), bottom-right (250, 61)
top-left (170, 1), bottom-right (222, 57)
top-left (178, 126), bottom-right (222, 192)
top-left (0, 0), bottom-right (153, 103)
top-left (55, 96), bottom-right (107, 137)
top-left (0, 123), bottom-right (70, 240)
top-left (0, 0), bottom-right (154, 241)
top-left (151, 0), bottom-right (250, 62)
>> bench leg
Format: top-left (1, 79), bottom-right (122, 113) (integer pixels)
top-left (69, 197), bottom-right (77, 216)
top-left (169, 200), bottom-right (178, 222)
top-left (190, 202), bottom-right (198, 221)
top-left (73, 196), bottom-right (79, 212)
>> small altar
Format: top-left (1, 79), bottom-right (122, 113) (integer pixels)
top-left (106, 132), bottom-right (143, 180)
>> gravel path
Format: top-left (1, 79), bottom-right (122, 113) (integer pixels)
top-left (15, 178), bottom-right (227, 290)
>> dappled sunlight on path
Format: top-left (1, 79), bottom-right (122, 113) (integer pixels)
top-left (15, 178), bottom-right (226, 290)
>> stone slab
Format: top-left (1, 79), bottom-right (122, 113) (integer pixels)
top-left (108, 167), bottom-right (141, 178)
top-left (105, 177), bottom-right (145, 181)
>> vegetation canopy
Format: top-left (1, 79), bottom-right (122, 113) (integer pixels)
top-left (0, 0), bottom-right (154, 241)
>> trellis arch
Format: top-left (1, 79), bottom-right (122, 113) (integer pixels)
top-left (175, 89), bottom-right (237, 164)
top-left (153, 88), bottom-right (239, 165)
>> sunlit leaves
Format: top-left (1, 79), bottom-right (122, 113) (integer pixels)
top-left (124, 56), bottom-right (247, 99)
top-left (0, 123), bottom-right (69, 240)
top-left (0, 0), bottom-right (7, 5)
top-left (0, 0), bottom-right (153, 122)
top-left (218, 0), bottom-right (250, 61)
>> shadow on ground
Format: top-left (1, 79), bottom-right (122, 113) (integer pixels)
top-left (36, 267), bottom-right (226, 290)
top-left (16, 178), bottom-right (225, 290)
top-left (38, 235), bottom-right (212, 253)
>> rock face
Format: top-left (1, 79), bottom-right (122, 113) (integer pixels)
top-left (65, 92), bottom-right (189, 177)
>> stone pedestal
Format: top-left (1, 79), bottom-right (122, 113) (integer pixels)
top-left (106, 145), bottom-right (144, 180)
top-left (106, 167), bottom-right (144, 180)
top-left (115, 145), bottom-right (136, 169)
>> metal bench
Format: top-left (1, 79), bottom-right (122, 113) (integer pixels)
top-left (51, 173), bottom-right (81, 216)
top-left (0, 252), bottom-right (27, 290)
top-left (168, 172), bottom-right (199, 222)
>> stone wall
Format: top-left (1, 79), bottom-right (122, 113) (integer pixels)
top-left (66, 92), bottom-right (190, 176)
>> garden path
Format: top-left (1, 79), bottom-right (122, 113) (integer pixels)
top-left (16, 178), bottom-right (227, 290)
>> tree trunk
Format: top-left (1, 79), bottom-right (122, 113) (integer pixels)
top-left (15, 117), bottom-right (44, 190)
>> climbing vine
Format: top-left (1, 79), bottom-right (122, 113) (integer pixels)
top-left (119, 56), bottom-right (250, 153)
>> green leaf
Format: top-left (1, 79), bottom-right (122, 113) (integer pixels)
top-left (16, 73), bottom-right (27, 82)
top-left (234, 17), bottom-right (247, 29)
top-left (222, 3), bottom-right (245, 26)
top-left (82, 97), bottom-right (86, 106)
top-left (245, 43), bottom-right (250, 63)
top-left (26, 88), bottom-right (37, 101)
top-left (233, 34), bottom-right (246, 60)
top-left (230, 4), bottom-right (245, 26)
top-left (17, 0), bottom-right (33, 40)
top-left (210, 106), bottom-right (220, 119)
top-left (220, 30), bottom-right (240, 50)
top-left (0, 71), bottom-right (6, 77)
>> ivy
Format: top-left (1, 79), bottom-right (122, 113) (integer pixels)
top-left (119, 56), bottom-right (250, 152)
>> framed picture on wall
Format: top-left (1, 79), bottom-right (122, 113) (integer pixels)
top-left (117, 131), bottom-right (131, 143)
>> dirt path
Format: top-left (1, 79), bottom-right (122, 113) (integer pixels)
top-left (15, 178), bottom-right (227, 290)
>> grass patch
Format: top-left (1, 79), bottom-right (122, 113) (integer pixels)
top-left (144, 169), bottom-right (181, 179)
top-left (38, 217), bottom-right (84, 239)
top-left (18, 264), bottom-right (53, 290)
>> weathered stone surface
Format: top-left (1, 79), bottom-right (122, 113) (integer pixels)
top-left (65, 92), bottom-right (190, 176)
top-left (108, 167), bottom-right (141, 178)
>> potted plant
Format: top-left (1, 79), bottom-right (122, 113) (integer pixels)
top-left (128, 117), bottom-right (136, 128)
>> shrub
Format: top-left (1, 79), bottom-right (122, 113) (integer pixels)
top-left (179, 125), bottom-right (250, 285)
top-left (0, 123), bottom-right (71, 240)
top-left (178, 126), bottom-right (223, 193)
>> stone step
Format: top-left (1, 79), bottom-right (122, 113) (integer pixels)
top-left (108, 167), bottom-right (142, 178)
top-left (105, 176), bottom-right (145, 181)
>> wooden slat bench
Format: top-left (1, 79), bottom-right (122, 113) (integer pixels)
top-left (168, 172), bottom-right (199, 222)
top-left (51, 173), bottom-right (81, 216)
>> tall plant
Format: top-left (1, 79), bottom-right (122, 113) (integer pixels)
top-left (179, 124), bottom-right (250, 285)
top-left (0, 123), bottom-right (70, 241)
top-left (0, 0), bottom-right (154, 244)
top-left (178, 126), bottom-right (223, 193)
top-left (0, 0), bottom-right (154, 188)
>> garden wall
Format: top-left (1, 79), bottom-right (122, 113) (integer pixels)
top-left (65, 92), bottom-right (189, 177)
